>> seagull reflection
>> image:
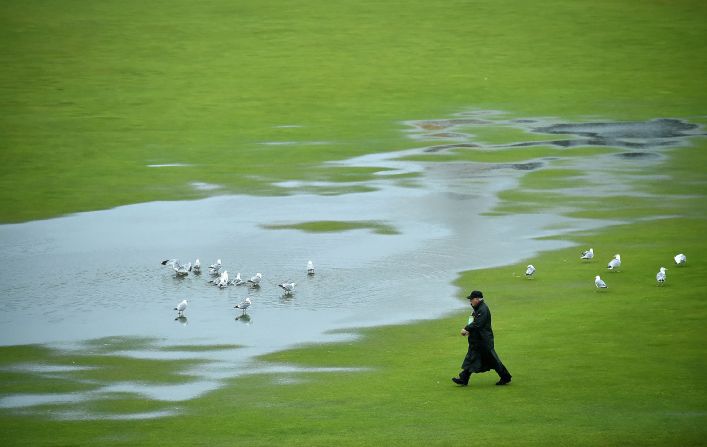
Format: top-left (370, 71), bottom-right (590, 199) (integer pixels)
top-left (235, 314), bottom-right (251, 323)
top-left (174, 315), bottom-right (188, 325)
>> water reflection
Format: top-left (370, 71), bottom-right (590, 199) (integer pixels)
top-left (235, 314), bottom-right (252, 324)
top-left (174, 316), bottom-right (188, 325)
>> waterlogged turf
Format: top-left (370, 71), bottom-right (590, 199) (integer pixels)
top-left (2, 214), bottom-right (705, 445)
top-left (262, 220), bottom-right (400, 235)
top-left (1, 0), bottom-right (707, 445)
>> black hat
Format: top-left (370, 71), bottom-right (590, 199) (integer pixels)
top-left (467, 290), bottom-right (483, 299)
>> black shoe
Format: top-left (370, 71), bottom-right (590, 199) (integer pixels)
top-left (452, 377), bottom-right (468, 386)
top-left (495, 377), bottom-right (511, 386)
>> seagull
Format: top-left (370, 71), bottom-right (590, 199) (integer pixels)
top-left (228, 272), bottom-right (246, 286)
top-left (279, 281), bottom-right (296, 295)
top-left (234, 297), bottom-right (251, 314)
top-left (209, 259), bottom-right (222, 276)
top-left (607, 254), bottom-right (621, 271)
top-left (656, 267), bottom-right (667, 285)
top-left (174, 299), bottom-right (188, 316)
top-left (594, 275), bottom-right (607, 289)
top-left (162, 259), bottom-right (192, 276)
top-left (525, 264), bottom-right (536, 278)
top-left (674, 253), bottom-right (686, 265)
top-left (217, 271), bottom-right (229, 288)
top-left (581, 248), bottom-right (594, 260)
top-left (307, 260), bottom-right (315, 275)
top-left (247, 273), bottom-right (262, 287)
top-left (192, 259), bottom-right (201, 274)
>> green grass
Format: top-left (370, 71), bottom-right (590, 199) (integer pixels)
top-left (2, 0), bottom-right (706, 222)
top-left (1, 0), bottom-right (706, 445)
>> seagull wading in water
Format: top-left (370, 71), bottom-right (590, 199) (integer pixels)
top-left (594, 275), bottom-right (608, 290)
top-left (656, 267), bottom-right (667, 285)
top-left (229, 272), bottom-right (246, 286)
top-left (247, 273), bottom-right (262, 287)
top-left (607, 254), bottom-right (621, 271)
top-left (234, 297), bottom-right (251, 314)
top-left (209, 259), bottom-right (222, 276)
top-left (307, 260), bottom-right (315, 275)
top-left (279, 281), bottom-right (296, 295)
top-left (217, 271), bottom-right (229, 288)
top-left (581, 248), bottom-right (594, 260)
top-left (192, 259), bottom-right (201, 274)
top-left (674, 253), bottom-right (686, 265)
top-left (162, 259), bottom-right (192, 276)
top-left (174, 299), bottom-right (188, 316)
top-left (525, 264), bottom-right (536, 278)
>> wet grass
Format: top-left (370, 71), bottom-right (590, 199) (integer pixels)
top-left (262, 220), bottom-right (400, 235)
top-left (0, 344), bottom-right (207, 393)
top-left (460, 125), bottom-right (569, 145)
top-left (1, 0), bottom-right (707, 445)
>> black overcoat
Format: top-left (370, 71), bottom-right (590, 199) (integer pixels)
top-left (461, 300), bottom-right (506, 373)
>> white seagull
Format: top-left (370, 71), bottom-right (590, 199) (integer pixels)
top-left (217, 271), bottom-right (229, 288)
top-left (594, 275), bottom-right (607, 290)
top-left (674, 253), bottom-right (686, 265)
top-left (209, 259), bottom-right (222, 276)
top-left (162, 259), bottom-right (192, 276)
top-left (307, 260), bottom-right (315, 275)
top-left (192, 259), bottom-right (201, 274)
top-left (174, 299), bottom-right (188, 316)
top-left (228, 272), bottom-right (246, 286)
top-left (607, 254), bottom-right (621, 271)
top-left (234, 297), bottom-right (251, 314)
top-left (247, 273), bottom-right (262, 287)
top-left (656, 267), bottom-right (667, 285)
top-left (279, 281), bottom-right (296, 295)
top-left (525, 264), bottom-right (536, 278)
top-left (581, 248), bottom-right (594, 260)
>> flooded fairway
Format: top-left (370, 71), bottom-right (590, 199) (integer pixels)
top-left (0, 177), bottom-right (591, 346)
top-left (0, 110), bottom-right (702, 419)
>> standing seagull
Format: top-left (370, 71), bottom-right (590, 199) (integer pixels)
top-left (278, 281), bottom-right (296, 295)
top-left (525, 264), bottom-right (536, 278)
top-left (580, 248), bottom-right (594, 260)
top-left (247, 273), bottom-right (262, 287)
top-left (674, 253), bottom-right (686, 266)
top-left (174, 299), bottom-right (188, 316)
top-left (162, 259), bottom-right (192, 276)
top-left (192, 259), bottom-right (201, 274)
top-left (209, 259), bottom-right (222, 276)
top-left (234, 297), bottom-right (251, 315)
top-left (594, 275), bottom-right (608, 290)
top-left (607, 254), bottom-right (621, 271)
top-left (656, 267), bottom-right (667, 285)
top-left (307, 260), bottom-right (315, 275)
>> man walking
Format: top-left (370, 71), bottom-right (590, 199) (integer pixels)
top-left (453, 290), bottom-right (512, 386)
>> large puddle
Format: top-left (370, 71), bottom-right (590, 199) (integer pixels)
top-left (0, 110), bottom-right (702, 419)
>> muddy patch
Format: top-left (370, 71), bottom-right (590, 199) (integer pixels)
top-left (408, 112), bottom-right (704, 153)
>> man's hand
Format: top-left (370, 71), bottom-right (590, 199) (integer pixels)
top-left (460, 329), bottom-right (469, 336)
